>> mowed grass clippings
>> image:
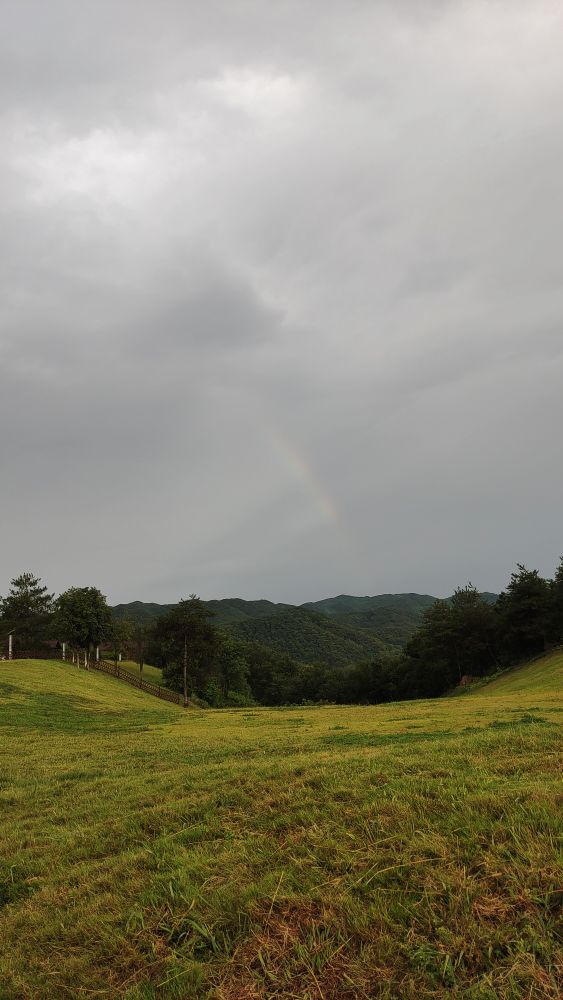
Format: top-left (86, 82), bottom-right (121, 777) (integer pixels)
top-left (0, 656), bottom-right (561, 999)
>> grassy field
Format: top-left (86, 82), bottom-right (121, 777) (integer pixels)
top-left (0, 654), bottom-right (561, 999)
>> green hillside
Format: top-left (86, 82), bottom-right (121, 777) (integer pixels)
top-left (303, 593), bottom-right (498, 649)
top-left (303, 594), bottom-right (437, 649)
top-left (472, 648), bottom-right (563, 698)
top-left (225, 607), bottom-right (393, 666)
top-left (111, 592), bottom-right (444, 649)
top-left (302, 592), bottom-right (437, 617)
top-left (0, 654), bottom-right (560, 998)
top-left (203, 597), bottom-right (292, 624)
top-left (112, 597), bottom-right (292, 626)
top-left (112, 600), bottom-right (177, 623)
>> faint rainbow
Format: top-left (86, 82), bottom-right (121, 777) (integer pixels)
top-left (271, 431), bottom-right (339, 526)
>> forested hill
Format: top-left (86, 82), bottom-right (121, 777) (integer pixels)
top-left (112, 592), bottom-right (498, 655)
top-left (204, 598), bottom-right (293, 623)
top-left (225, 608), bottom-right (390, 667)
top-left (302, 593), bottom-right (437, 616)
top-left (111, 600), bottom-right (177, 623)
top-left (112, 597), bottom-right (292, 626)
top-left (302, 593), bottom-right (437, 648)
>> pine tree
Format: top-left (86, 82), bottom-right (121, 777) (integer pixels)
top-left (154, 596), bottom-right (217, 706)
top-left (0, 572), bottom-right (54, 650)
top-left (495, 564), bottom-right (550, 662)
top-left (547, 557), bottom-right (563, 645)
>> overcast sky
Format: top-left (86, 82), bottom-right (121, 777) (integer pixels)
top-left (1, 0), bottom-right (562, 605)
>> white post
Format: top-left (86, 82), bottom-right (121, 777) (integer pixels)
top-left (62, 642), bottom-right (66, 661)
top-left (84, 651), bottom-right (88, 670)
top-left (118, 652), bottom-right (122, 662)
top-left (8, 634), bottom-right (13, 660)
top-left (96, 646), bottom-right (100, 661)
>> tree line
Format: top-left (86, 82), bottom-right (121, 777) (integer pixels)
top-left (1, 559), bottom-right (562, 706)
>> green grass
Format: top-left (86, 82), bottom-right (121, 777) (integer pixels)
top-left (0, 654), bottom-right (561, 999)
top-left (117, 661), bottom-right (164, 685)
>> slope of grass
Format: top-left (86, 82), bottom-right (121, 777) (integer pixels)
top-left (0, 655), bottom-right (561, 999)
top-left (118, 660), bottom-right (164, 686)
top-left (477, 650), bottom-right (563, 697)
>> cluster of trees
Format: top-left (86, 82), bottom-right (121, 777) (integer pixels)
top-left (403, 562), bottom-right (563, 698)
top-left (0, 573), bottom-right (139, 664)
top-left (2, 559), bottom-right (562, 706)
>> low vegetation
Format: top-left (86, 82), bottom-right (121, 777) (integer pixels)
top-left (0, 653), bottom-right (561, 998)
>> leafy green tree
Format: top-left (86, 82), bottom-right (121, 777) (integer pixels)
top-left (448, 585), bottom-right (499, 676)
top-left (405, 599), bottom-right (458, 696)
top-left (241, 641), bottom-right (303, 705)
top-left (405, 587), bottom-right (497, 696)
top-left (336, 650), bottom-right (406, 704)
top-left (0, 572), bottom-right (54, 650)
top-left (155, 596), bottom-right (218, 706)
top-left (215, 637), bottom-right (253, 704)
top-left (495, 565), bottom-right (551, 662)
top-left (55, 587), bottom-right (113, 664)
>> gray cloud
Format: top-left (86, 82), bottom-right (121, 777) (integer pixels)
top-left (1, 0), bottom-right (563, 604)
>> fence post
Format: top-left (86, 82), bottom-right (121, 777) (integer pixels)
top-left (8, 634), bottom-right (13, 660)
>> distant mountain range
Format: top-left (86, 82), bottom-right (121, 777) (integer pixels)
top-left (112, 592), bottom-right (497, 667)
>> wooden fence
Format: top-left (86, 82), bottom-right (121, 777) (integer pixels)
top-left (90, 658), bottom-right (184, 706)
top-left (3, 649), bottom-right (184, 707)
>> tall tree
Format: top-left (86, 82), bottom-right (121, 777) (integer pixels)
top-left (111, 614), bottom-right (135, 663)
top-left (55, 587), bottom-right (113, 664)
top-left (405, 587), bottom-right (498, 696)
top-left (133, 622), bottom-right (151, 673)
top-left (155, 595), bottom-right (217, 706)
top-left (0, 572), bottom-right (54, 650)
top-left (495, 564), bottom-right (551, 662)
top-left (215, 636), bottom-right (252, 704)
top-left (544, 557), bottom-right (563, 646)
top-left (448, 585), bottom-right (499, 677)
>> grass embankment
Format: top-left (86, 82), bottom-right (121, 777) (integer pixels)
top-left (117, 660), bottom-right (164, 685)
top-left (0, 654), bottom-right (561, 999)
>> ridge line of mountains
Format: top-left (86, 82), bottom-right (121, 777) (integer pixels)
top-left (113, 592), bottom-right (498, 668)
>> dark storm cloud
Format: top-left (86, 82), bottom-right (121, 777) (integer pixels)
top-left (1, 0), bottom-right (563, 603)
